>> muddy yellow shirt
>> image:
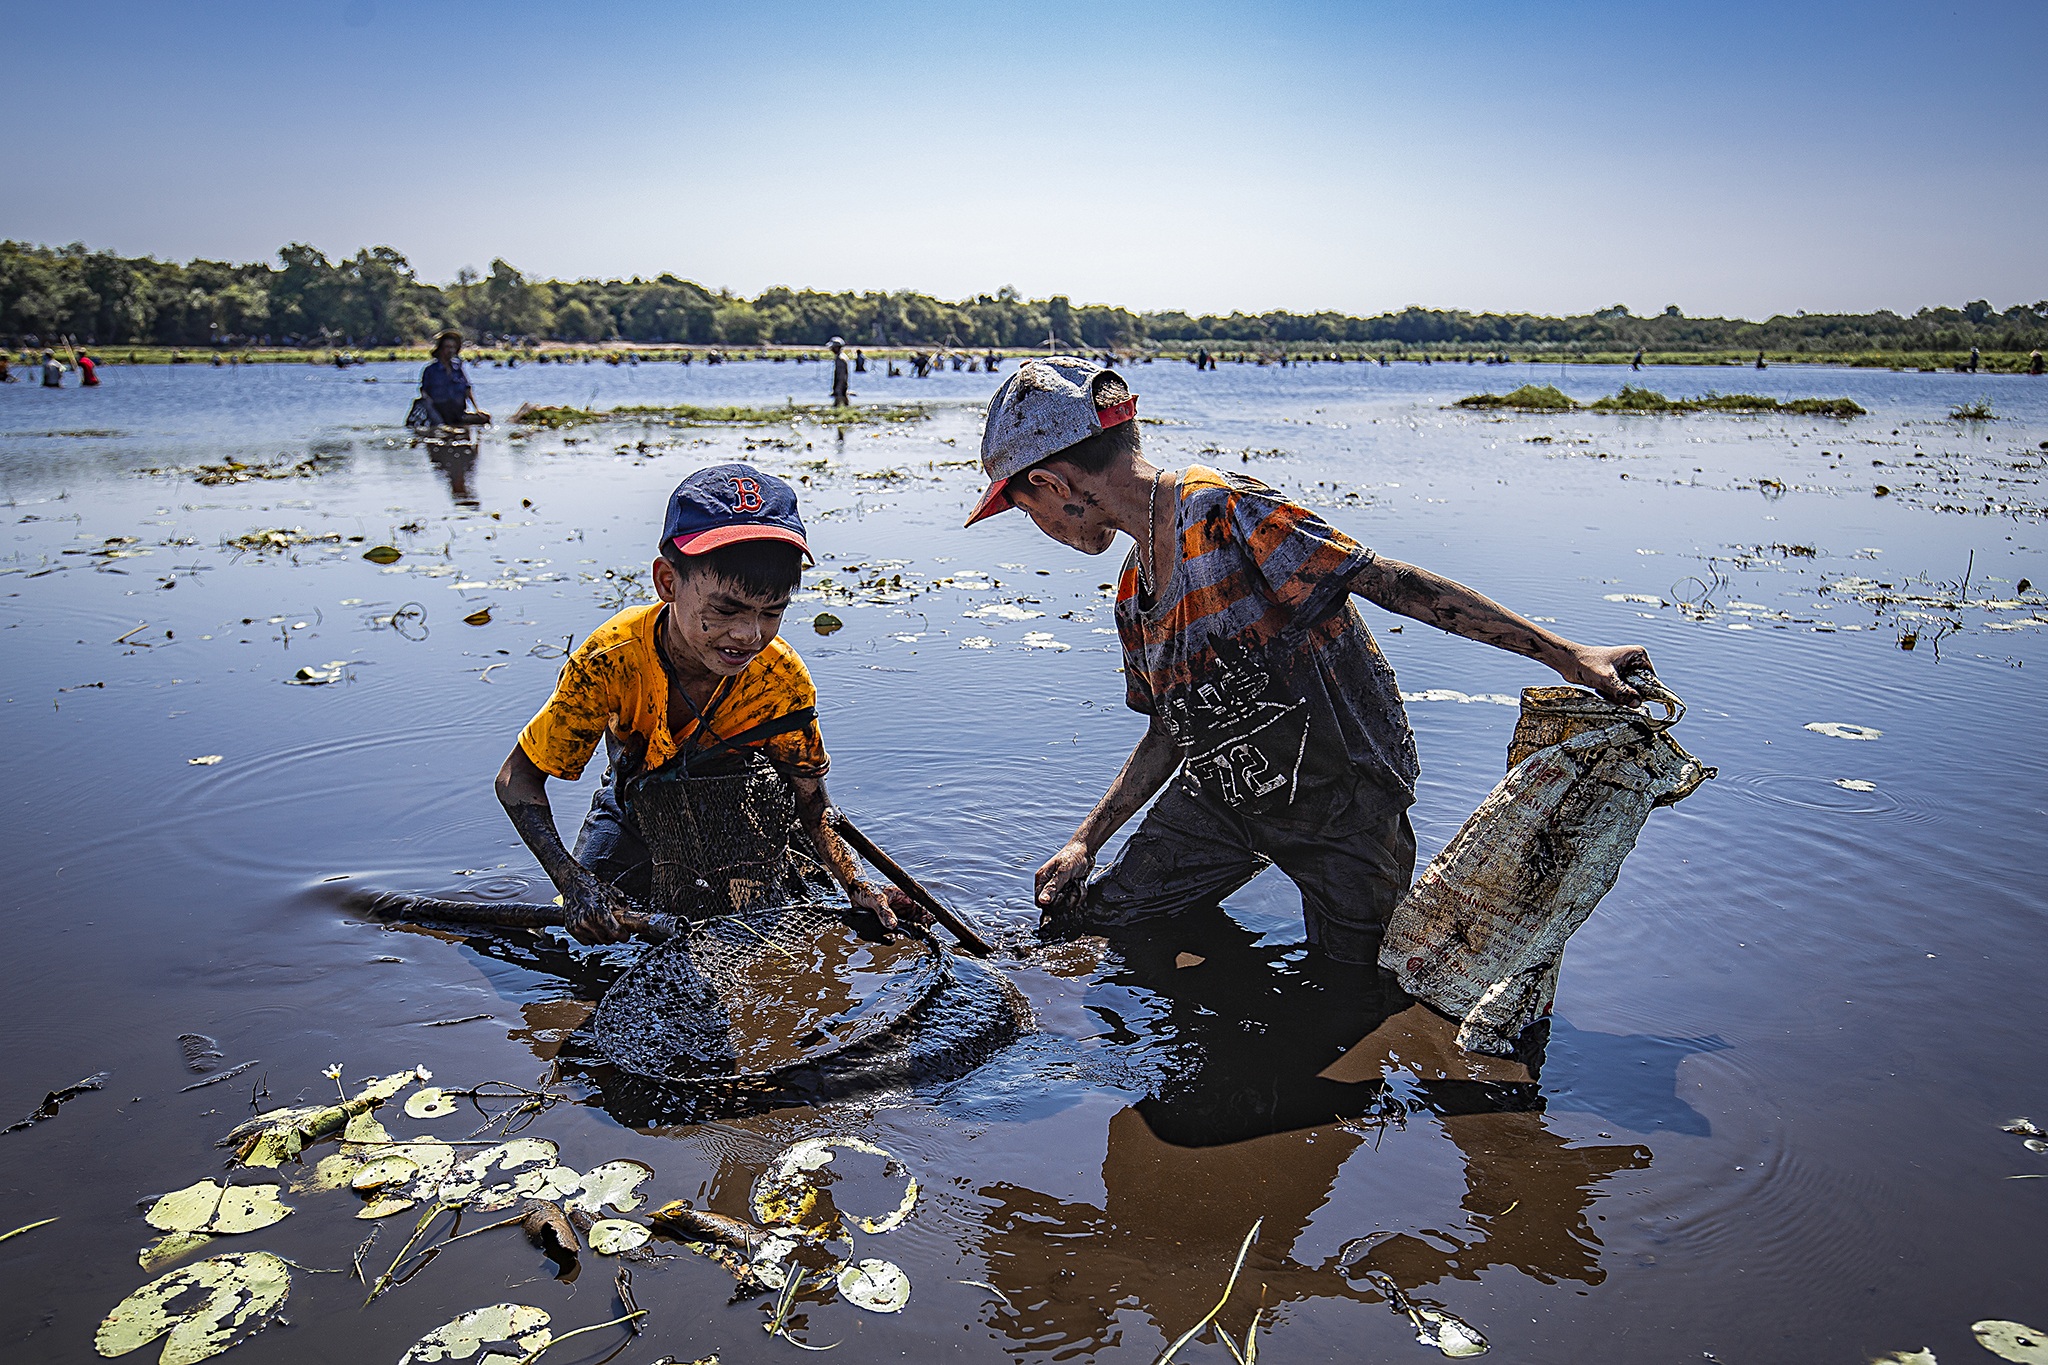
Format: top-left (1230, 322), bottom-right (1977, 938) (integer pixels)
top-left (518, 603), bottom-right (828, 782)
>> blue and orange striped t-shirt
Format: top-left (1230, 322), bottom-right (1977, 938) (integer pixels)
top-left (1114, 467), bottom-right (1417, 814)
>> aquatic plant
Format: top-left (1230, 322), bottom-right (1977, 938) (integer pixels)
top-left (1452, 384), bottom-right (1578, 411)
top-left (1950, 397), bottom-right (1996, 420)
top-left (1586, 387), bottom-right (1865, 417)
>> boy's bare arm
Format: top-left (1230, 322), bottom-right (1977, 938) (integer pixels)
top-left (494, 744), bottom-right (634, 945)
top-left (1350, 556), bottom-right (1651, 703)
top-left (1036, 714), bottom-right (1181, 918)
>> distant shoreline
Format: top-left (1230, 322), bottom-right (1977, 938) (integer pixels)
top-left (17, 342), bottom-right (2043, 375)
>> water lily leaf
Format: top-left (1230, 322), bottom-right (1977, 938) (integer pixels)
top-left (350, 1155), bottom-right (420, 1192)
top-left (751, 1137), bottom-right (917, 1236)
top-left (187, 756), bottom-right (223, 767)
top-left (1975, 1321), bottom-right (2048, 1364)
top-left (405, 1088), bottom-right (458, 1119)
top-left (375, 1138), bottom-right (457, 1199)
top-left (1804, 721), bottom-right (1882, 740)
top-left (94, 1251), bottom-right (290, 1364)
top-left (564, 1160), bottom-right (653, 1217)
top-left (343, 1110), bottom-right (392, 1145)
top-left (398, 1303), bottom-right (551, 1365)
top-left (355, 1067), bottom-right (431, 1103)
top-left (362, 545), bottom-right (402, 564)
top-left (462, 607), bottom-right (492, 626)
top-left (813, 612), bottom-right (844, 635)
top-left (1411, 1304), bottom-right (1490, 1357)
top-left (587, 1219), bottom-right (650, 1256)
top-left (295, 1153), bottom-right (364, 1194)
top-left (837, 1258), bottom-right (910, 1313)
top-left (137, 1232), bottom-right (213, 1272)
top-left (357, 1195), bottom-right (418, 1219)
top-left (144, 1182), bottom-right (230, 1235)
top-left (439, 1138), bottom-right (561, 1210)
top-left (1871, 1352), bottom-right (1938, 1364)
top-left (207, 1187), bottom-right (293, 1236)
top-left (143, 1181), bottom-right (291, 1236)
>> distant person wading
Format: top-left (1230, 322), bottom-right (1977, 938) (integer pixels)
top-left (41, 349), bottom-right (65, 387)
top-left (829, 337), bottom-right (851, 407)
top-left (421, 330), bottom-right (491, 427)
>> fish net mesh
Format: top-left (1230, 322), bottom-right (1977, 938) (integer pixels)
top-left (589, 900), bottom-right (951, 1087)
top-left (630, 758), bottom-right (830, 919)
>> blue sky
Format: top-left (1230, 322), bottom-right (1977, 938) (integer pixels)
top-left (4, 0), bottom-right (2041, 319)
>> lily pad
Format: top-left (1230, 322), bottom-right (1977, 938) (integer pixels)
top-left (404, 1088), bottom-right (458, 1119)
top-left (439, 1138), bottom-right (562, 1211)
top-left (1975, 1321), bottom-right (2048, 1364)
top-left (1871, 1352), bottom-right (1938, 1365)
top-left (143, 1181), bottom-right (292, 1236)
top-left (587, 1219), bottom-right (651, 1256)
top-left (837, 1258), bottom-right (911, 1313)
top-left (356, 1196), bottom-right (417, 1220)
top-left (350, 1155), bottom-right (420, 1192)
top-left (95, 1251), bottom-right (291, 1364)
top-left (813, 612), bottom-right (844, 635)
top-left (563, 1160), bottom-right (653, 1218)
top-left (751, 1136), bottom-right (918, 1236)
top-left (363, 545), bottom-right (403, 564)
top-left (137, 1232), bottom-right (214, 1273)
top-left (1804, 721), bottom-right (1882, 741)
top-left (462, 607), bottom-right (492, 626)
top-left (398, 1304), bottom-right (551, 1365)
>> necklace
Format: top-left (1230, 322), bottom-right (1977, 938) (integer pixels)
top-left (1138, 469), bottom-right (1161, 601)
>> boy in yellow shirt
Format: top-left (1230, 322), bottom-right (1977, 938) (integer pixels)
top-left (495, 463), bottom-right (904, 944)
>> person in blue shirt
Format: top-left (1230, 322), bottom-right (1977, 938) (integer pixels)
top-left (421, 330), bottom-right (490, 426)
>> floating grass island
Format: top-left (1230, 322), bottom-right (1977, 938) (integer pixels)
top-left (509, 401), bottom-right (930, 430)
top-left (1455, 384), bottom-right (1865, 417)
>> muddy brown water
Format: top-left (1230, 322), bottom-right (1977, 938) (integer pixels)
top-left (1, 359), bottom-right (2044, 1362)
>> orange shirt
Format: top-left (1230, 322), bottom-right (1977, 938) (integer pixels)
top-left (518, 603), bottom-right (828, 782)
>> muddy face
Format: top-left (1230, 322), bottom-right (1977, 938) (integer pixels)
top-left (653, 555), bottom-right (791, 677)
top-left (1008, 466), bottom-right (1120, 555)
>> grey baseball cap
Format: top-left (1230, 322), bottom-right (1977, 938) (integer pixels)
top-left (965, 355), bottom-right (1137, 526)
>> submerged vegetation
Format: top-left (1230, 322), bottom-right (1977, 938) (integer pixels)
top-left (510, 401), bottom-right (930, 430)
top-left (1456, 384), bottom-right (1865, 417)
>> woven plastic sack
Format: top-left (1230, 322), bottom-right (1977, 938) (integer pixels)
top-left (1379, 681), bottom-right (1713, 1056)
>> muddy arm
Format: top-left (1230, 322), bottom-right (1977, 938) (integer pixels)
top-left (1035, 713), bottom-right (1181, 918)
top-left (494, 744), bottom-right (636, 945)
top-left (792, 774), bottom-right (903, 929)
top-left (1349, 556), bottom-right (1649, 704)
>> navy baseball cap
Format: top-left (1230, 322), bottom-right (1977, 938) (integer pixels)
top-left (661, 463), bottom-right (810, 557)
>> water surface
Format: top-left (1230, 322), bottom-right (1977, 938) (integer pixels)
top-left (2, 356), bottom-right (2043, 1363)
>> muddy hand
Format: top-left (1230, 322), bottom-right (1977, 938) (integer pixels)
top-left (1559, 643), bottom-right (1652, 706)
top-left (1035, 841), bottom-right (1094, 922)
top-left (848, 878), bottom-right (904, 931)
top-left (562, 878), bottom-right (637, 945)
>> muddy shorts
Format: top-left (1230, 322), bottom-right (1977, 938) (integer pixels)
top-left (1080, 771), bottom-right (1416, 965)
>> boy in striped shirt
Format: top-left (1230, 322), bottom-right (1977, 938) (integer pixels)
top-left (966, 357), bottom-right (1652, 964)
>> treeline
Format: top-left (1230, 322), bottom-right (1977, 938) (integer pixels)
top-left (4, 239), bottom-right (2045, 355)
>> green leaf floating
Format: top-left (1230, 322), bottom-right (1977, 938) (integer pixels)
top-left (144, 1181), bottom-right (292, 1236)
top-left (398, 1304), bottom-right (551, 1365)
top-left (362, 545), bottom-right (402, 564)
top-left (95, 1251), bottom-right (290, 1364)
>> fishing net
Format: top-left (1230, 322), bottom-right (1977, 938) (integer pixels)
top-left (1380, 678), bottom-right (1714, 1056)
top-left (627, 756), bottom-right (833, 919)
top-left (359, 753), bottom-right (1031, 1106)
top-left (587, 899), bottom-right (952, 1086)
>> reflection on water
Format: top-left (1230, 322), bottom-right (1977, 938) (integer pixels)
top-left (0, 360), bottom-right (2043, 1363)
